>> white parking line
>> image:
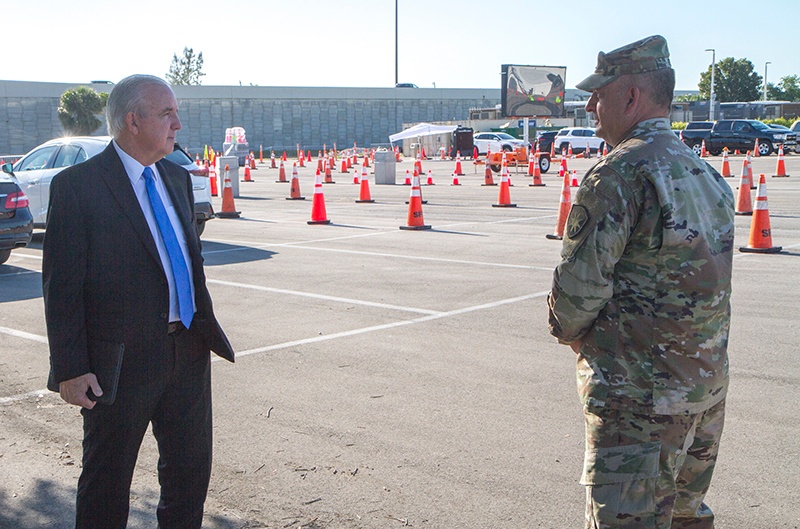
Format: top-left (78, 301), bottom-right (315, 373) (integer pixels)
top-left (230, 290), bottom-right (549, 359)
top-left (206, 279), bottom-right (442, 315)
top-left (0, 326), bottom-right (48, 343)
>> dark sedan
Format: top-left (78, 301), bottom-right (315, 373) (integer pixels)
top-left (0, 170), bottom-right (33, 265)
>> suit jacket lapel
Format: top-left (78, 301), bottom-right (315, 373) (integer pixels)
top-left (96, 144), bottom-right (163, 269)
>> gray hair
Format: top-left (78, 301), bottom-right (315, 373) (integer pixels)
top-left (106, 75), bottom-right (172, 139)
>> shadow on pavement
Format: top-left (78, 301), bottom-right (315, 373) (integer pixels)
top-left (0, 265), bottom-right (42, 302)
top-left (201, 241), bottom-right (277, 267)
top-left (0, 480), bottom-right (256, 528)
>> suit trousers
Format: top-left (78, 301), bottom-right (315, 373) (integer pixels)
top-left (582, 399), bottom-right (725, 529)
top-left (75, 325), bottom-right (213, 529)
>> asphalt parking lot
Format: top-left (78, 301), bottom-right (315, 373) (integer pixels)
top-left (1, 152), bottom-right (799, 528)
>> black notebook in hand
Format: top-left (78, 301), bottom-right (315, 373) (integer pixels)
top-left (86, 341), bottom-right (124, 405)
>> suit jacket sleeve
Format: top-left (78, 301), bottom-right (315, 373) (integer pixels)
top-left (43, 171), bottom-right (91, 388)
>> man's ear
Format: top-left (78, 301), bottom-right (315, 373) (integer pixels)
top-left (125, 111), bottom-right (138, 135)
top-left (625, 85), bottom-right (641, 115)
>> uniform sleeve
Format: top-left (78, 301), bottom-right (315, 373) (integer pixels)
top-left (42, 172), bottom-right (90, 388)
top-left (548, 166), bottom-right (639, 343)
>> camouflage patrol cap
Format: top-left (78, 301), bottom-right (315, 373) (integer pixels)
top-left (576, 35), bottom-right (672, 92)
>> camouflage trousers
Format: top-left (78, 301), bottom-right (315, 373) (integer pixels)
top-left (581, 399), bottom-right (725, 529)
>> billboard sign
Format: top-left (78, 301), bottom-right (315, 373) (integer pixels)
top-left (501, 64), bottom-right (566, 118)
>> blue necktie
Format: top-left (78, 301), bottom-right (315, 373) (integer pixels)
top-left (143, 167), bottom-right (194, 328)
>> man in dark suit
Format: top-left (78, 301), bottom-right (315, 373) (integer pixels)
top-left (43, 74), bottom-right (234, 529)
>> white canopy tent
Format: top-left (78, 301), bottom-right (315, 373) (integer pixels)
top-left (389, 123), bottom-right (457, 143)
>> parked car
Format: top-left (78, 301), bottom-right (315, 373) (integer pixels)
top-left (792, 121), bottom-right (800, 153)
top-left (0, 172), bottom-right (33, 265)
top-left (680, 119), bottom-right (795, 156)
top-left (535, 131), bottom-right (558, 153)
top-left (5, 136), bottom-right (213, 235)
top-left (553, 127), bottom-right (605, 155)
top-left (473, 132), bottom-right (527, 155)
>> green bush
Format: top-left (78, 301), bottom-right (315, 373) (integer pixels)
top-left (671, 121), bottom-right (687, 130)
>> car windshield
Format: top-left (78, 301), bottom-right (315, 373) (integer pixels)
top-left (751, 121), bottom-right (770, 131)
top-left (164, 147), bottom-right (192, 165)
top-left (495, 133), bottom-right (516, 140)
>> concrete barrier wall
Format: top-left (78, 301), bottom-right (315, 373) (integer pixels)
top-left (0, 81), bottom-right (501, 156)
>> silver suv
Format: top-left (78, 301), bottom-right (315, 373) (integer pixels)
top-left (554, 127), bottom-right (605, 155)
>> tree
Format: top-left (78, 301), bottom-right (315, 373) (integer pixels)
top-left (166, 47), bottom-right (205, 85)
top-left (767, 75), bottom-right (800, 102)
top-left (698, 57), bottom-right (762, 102)
top-left (57, 87), bottom-right (108, 135)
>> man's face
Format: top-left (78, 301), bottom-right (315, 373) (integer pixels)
top-left (585, 77), bottom-right (631, 147)
top-left (130, 83), bottom-right (181, 164)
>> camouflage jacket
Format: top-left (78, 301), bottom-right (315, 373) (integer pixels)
top-left (548, 118), bottom-right (735, 415)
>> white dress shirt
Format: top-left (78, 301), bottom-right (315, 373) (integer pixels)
top-left (113, 141), bottom-right (196, 323)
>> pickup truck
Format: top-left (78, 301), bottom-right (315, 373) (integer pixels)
top-left (680, 119), bottom-right (796, 156)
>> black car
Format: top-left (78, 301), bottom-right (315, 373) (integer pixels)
top-left (535, 131), bottom-right (558, 153)
top-left (0, 170), bottom-right (33, 265)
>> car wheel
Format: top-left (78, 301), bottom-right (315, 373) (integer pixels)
top-left (196, 220), bottom-right (206, 237)
top-left (758, 141), bottom-right (772, 156)
top-left (691, 142), bottom-right (703, 156)
top-left (0, 249), bottom-right (11, 265)
top-left (490, 164), bottom-right (502, 173)
top-left (538, 155), bottom-right (551, 174)
top-left (502, 145), bottom-right (513, 152)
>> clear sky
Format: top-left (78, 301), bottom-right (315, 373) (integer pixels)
top-left (3, 0), bottom-right (795, 95)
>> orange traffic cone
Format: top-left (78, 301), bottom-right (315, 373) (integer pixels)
top-left (299, 150), bottom-right (305, 168)
top-left (739, 174), bottom-right (781, 254)
top-left (571, 170), bottom-right (579, 187)
top-left (340, 157), bottom-right (350, 175)
top-left (250, 153), bottom-right (256, 170)
top-left (560, 155), bottom-right (568, 177)
top-left (492, 162), bottom-right (516, 208)
top-left (286, 163), bottom-right (306, 200)
top-left (209, 162), bottom-right (218, 197)
top-left (356, 165), bottom-right (374, 203)
top-left (426, 169), bottom-right (435, 186)
top-left (454, 152), bottom-right (464, 176)
top-left (307, 171), bottom-right (331, 225)
top-left (451, 172), bottom-right (461, 186)
top-left (720, 149), bottom-right (731, 177)
top-left (550, 142), bottom-right (556, 159)
top-left (483, 153), bottom-right (497, 186)
top-left (276, 159), bottom-right (287, 183)
top-left (242, 165), bottom-right (253, 182)
top-left (217, 165), bottom-right (241, 218)
top-left (567, 143), bottom-right (574, 158)
top-left (734, 159), bottom-right (753, 216)
top-left (700, 139), bottom-right (707, 157)
top-left (773, 145), bottom-right (789, 177)
top-left (546, 171), bottom-right (572, 240)
top-left (602, 143), bottom-right (608, 157)
top-left (529, 154), bottom-right (545, 187)
top-left (259, 146), bottom-right (263, 164)
top-left (282, 151), bottom-right (287, 162)
top-left (270, 151), bottom-right (277, 169)
top-left (324, 160), bottom-right (335, 184)
top-left (752, 138), bottom-right (760, 157)
top-left (399, 175), bottom-right (431, 230)
top-left (746, 151), bottom-right (756, 189)
top-left (403, 169), bottom-right (412, 185)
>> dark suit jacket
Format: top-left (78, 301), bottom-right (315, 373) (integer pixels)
top-left (43, 143), bottom-right (234, 392)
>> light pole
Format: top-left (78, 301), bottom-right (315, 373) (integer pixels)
top-left (395, 0), bottom-right (398, 86)
top-left (764, 61), bottom-right (771, 102)
top-left (705, 48), bottom-right (716, 121)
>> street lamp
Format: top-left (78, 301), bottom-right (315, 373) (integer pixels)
top-left (764, 61), bottom-right (771, 102)
top-left (705, 48), bottom-right (716, 121)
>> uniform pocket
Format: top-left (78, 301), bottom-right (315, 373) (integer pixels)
top-left (581, 441), bottom-right (660, 485)
top-left (582, 442), bottom-right (660, 528)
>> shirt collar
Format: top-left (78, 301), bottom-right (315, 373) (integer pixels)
top-left (112, 140), bottom-right (157, 185)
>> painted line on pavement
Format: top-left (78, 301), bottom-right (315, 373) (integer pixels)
top-left (206, 279), bottom-right (442, 315)
top-left (0, 326), bottom-right (48, 343)
top-left (230, 290), bottom-right (549, 360)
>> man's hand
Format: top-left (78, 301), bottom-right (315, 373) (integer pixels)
top-left (59, 374), bottom-right (103, 409)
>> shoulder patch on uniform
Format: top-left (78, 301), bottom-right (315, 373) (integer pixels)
top-left (566, 204), bottom-right (590, 239)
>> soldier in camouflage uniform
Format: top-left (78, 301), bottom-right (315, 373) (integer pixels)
top-left (547, 35), bottom-right (735, 528)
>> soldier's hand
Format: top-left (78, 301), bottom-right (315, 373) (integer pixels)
top-left (59, 373), bottom-right (103, 409)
